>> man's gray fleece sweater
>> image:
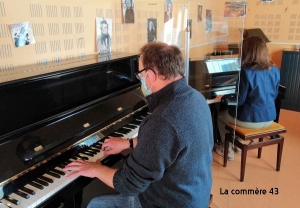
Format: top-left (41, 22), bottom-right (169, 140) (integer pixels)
top-left (113, 78), bottom-right (213, 208)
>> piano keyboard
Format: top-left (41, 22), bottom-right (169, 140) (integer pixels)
top-left (207, 88), bottom-right (236, 104)
top-left (0, 118), bottom-right (143, 208)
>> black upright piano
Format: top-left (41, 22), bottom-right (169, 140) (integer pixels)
top-left (188, 56), bottom-right (240, 103)
top-left (0, 54), bottom-right (148, 208)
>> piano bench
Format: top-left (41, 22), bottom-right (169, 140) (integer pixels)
top-left (223, 122), bottom-right (286, 182)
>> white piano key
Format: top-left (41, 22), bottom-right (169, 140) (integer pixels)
top-left (17, 188), bottom-right (39, 208)
top-left (8, 193), bottom-right (31, 208)
top-left (0, 201), bottom-right (10, 208)
top-left (1, 199), bottom-right (16, 208)
top-left (24, 184), bottom-right (46, 205)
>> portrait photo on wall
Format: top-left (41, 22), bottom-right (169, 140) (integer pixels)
top-left (187, 19), bottom-right (192, 39)
top-left (96, 17), bottom-right (112, 60)
top-left (122, 0), bottom-right (135, 24)
top-left (197, 4), bottom-right (203, 22)
top-left (10, 22), bottom-right (36, 48)
top-left (147, 19), bottom-right (157, 43)
top-left (164, 0), bottom-right (173, 23)
top-left (205, 9), bottom-right (212, 33)
top-left (224, 1), bottom-right (246, 18)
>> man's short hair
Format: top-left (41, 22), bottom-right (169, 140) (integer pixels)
top-left (140, 42), bottom-right (185, 79)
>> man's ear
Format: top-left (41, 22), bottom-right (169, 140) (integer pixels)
top-left (148, 69), bottom-right (157, 82)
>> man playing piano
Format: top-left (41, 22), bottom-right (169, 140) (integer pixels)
top-left (64, 42), bottom-right (214, 208)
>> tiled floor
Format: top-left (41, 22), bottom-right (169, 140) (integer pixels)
top-left (211, 109), bottom-right (300, 208)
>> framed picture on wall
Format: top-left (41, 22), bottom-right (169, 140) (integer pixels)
top-left (147, 19), bottom-right (157, 43)
top-left (198, 4), bottom-right (203, 22)
top-left (122, 0), bottom-right (135, 24)
top-left (10, 22), bottom-right (36, 48)
top-left (224, 1), bottom-right (247, 18)
top-left (205, 9), bottom-right (212, 33)
top-left (96, 17), bottom-right (112, 60)
top-left (164, 0), bottom-right (173, 23)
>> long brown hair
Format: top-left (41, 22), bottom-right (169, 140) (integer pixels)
top-left (139, 42), bottom-right (185, 79)
top-left (241, 36), bottom-right (273, 70)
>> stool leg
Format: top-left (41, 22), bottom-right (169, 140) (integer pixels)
top-left (258, 137), bottom-right (263, 158)
top-left (223, 134), bottom-right (230, 167)
top-left (276, 137), bottom-right (284, 171)
top-left (240, 146), bottom-right (247, 182)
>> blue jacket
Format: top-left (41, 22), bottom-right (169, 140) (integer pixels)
top-left (113, 78), bottom-right (214, 208)
top-left (229, 66), bottom-right (280, 122)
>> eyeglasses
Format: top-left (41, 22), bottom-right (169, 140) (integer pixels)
top-left (135, 68), bottom-right (157, 80)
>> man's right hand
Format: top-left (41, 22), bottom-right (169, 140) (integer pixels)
top-left (101, 137), bottom-right (129, 156)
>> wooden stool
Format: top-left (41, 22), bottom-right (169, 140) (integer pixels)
top-left (223, 122), bottom-right (286, 182)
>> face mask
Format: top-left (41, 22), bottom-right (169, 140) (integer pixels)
top-left (140, 76), bottom-right (152, 96)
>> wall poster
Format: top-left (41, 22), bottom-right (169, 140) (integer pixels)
top-left (147, 19), bottom-right (157, 43)
top-left (224, 1), bottom-right (247, 18)
top-left (164, 0), bottom-right (173, 23)
top-left (122, 0), bottom-right (135, 24)
top-left (205, 9), bottom-right (212, 33)
top-left (96, 17), bottom-right (112, 61)
top-left (198, 4), bottom-right (203, 22)
top-left (10, 22), bottom-right (36, 48)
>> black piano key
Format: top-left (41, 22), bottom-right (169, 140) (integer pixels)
top-left (3, 196), bottom-right (20, 205)
top-left (19, 187), bottom-right (35, 195)
top-left (116, 129), bottom-right (130, 133)
top-left (93, 143), bottom-right (102, 148)
top-left (81, 151), bottom-right (94, 157)
top-left (130, 120), bottom-right (141, 125)
top-left (14, 190), bottom-right (30, 199)
top-left (99, 138), bottom-right (106, 142)
top-left (62, 161), bottom-right (70, 166)
top-left (47, 171), bottom-right (61, 179)
top-left (57, 164), bottom-right (65, 169)
top-left (109, 133), bottom-right (124, 137)
top-left (29, 182), bottom-right (44, 190)
top-left (76, 155), bottom-right (89, 160)
top-left (123, 124), bottom-right (137, 129)
top-left (92, 145), bottom-right (101, 150)
top-left (89, 147), bottom-right (100, 153)
top-left (51, 169), bottom-right (65, 176)
top-left (33, 179), bottom-right (49, 186)
top-left (86, 149), bottom-right (98, 154)
top-left (39, 175), bottom-right (54, 183)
